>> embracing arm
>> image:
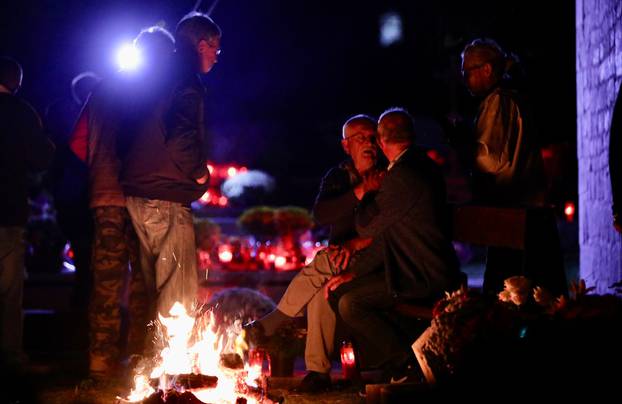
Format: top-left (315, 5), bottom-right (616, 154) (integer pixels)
top-left (355, 167), bottom-right (419, 238)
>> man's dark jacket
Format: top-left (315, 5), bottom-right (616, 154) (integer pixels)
top-left (118, 63), bottom-right (209, 205)
top-left (0, 93), bottom-right (54, 226)
top-left (350, 147), bottom-right (460, 300)
top-left (312, 160), bottom-right (362, 245)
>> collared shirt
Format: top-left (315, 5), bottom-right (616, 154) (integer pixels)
top-left (387, 147), bottom-right (409, 171)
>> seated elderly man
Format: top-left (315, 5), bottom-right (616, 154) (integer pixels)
top-left (325, 108), bottom-right (461, 385)
top-left (245, 114), bottom-right (384, 392)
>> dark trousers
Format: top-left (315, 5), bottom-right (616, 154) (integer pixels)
top-left (329, 272), bottom-right (415, 369)
top-left (483, 208), bottom-right (567, 297)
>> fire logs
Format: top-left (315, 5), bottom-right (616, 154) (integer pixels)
top-left (142, 389), bottom-right (206, 404)
top-left (169, 374), bottom-right (219, 390)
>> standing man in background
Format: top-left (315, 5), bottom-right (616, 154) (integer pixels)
top-left (0, 56), bottom-right (55, 371)
top-left (460, 38), bottom-right (565, 296)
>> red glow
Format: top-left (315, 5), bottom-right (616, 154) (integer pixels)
top-left (541, 148), bottom-right (554, 159)
top-left (239, 166), bottom-right (248, 173)
top-left (341, 349), bottom-right (355, 365)
top-left (218, 247), bottom-right (233, 263)
top-left (564, 201), bottom-right (575, 221)
top-left (274, 255), bottom-right (287, 269)
top-left (426, 149), bottom-right (446, 166)
top-left (218, 196), bottom-right (228, 206)
top-left (199, 191), bottom-right (211, 204)
top-left (227, 166), bottom-right (238, 177)
top-left (340, 341), bottom-right (358, 380)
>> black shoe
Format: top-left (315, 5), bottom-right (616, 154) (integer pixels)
top-left (242, 320), bottom-right (269, 347)
top-left (294, 371), bottom-right (331, 393)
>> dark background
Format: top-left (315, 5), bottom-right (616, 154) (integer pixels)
top-left (0, 0), bottom-right (577, 209)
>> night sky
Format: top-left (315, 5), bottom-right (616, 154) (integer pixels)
top-left (0, 0), bottom-right (576, 208)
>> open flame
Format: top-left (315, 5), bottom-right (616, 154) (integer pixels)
top-left (124, 302), bottom-right (264, 403)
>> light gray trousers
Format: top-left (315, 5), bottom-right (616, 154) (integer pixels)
top-left (277, 249), bottom-right (338, 373)
top-left (126, 197), bottom-right (198, 317)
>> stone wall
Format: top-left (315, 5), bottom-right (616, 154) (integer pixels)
top-left (576, 0), bottom-right (622, 293)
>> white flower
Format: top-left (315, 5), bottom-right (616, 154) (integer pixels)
top-left (509, 291), bottom-right (528, 306)
top-left (503, 276), bottom-right (531, 295)
top-left (533, 286), bottom-right (554, 308)
top-left (498, 290), bottom-right (512, 303)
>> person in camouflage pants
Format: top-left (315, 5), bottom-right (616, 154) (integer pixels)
top-left (89, 206), bottom-right (149, 376)
top-left (68, 26), bottom-right (176, 379)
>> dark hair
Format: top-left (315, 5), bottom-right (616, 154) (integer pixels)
top-left (378, 107), bottom-right (415, 144)
top-left (134, 25), bottom-right (175, 60)
top-left (0, 56), bottom-right (22, 92)
top-left (175, 11), bottom-right (221, 50)
top-left (461, 38), bottom-right (507, 80)
top-left (342, 114), bottom-right (376, 139)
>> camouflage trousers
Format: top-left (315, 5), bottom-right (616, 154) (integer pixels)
top-left (89, 206), bottom-right (150, 377)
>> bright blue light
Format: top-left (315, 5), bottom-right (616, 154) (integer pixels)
top-left (116, 43), bottom-right (141, 71)
top-left (380, 12), bottom-right (403, 47)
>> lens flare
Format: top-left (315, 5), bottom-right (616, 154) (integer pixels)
top-left (116, 43), bottom-right (141, 70)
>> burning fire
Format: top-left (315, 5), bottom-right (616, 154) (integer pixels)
top-left (122, 302), bottom-right (265, 403)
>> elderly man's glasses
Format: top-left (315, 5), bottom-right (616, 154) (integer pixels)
top-left (461, 63), bottom-right (485, 77)
top-left (344, 133), bottom-right (376, 144)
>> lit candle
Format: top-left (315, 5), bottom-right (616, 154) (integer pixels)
top-left (340, 341), bottom-right (360, 380)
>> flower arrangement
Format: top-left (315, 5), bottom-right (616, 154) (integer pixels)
top-left (414, 276), bottom-right (622, 395)
top-left (237, 206), bottom-right (314, 239)
top-left (274, 206), bottom-right (314, 234)
top-left (237, 206), bottom-right (278, 238)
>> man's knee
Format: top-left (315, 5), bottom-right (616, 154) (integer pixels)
top-left (336, 293), bottom-right (358, 324)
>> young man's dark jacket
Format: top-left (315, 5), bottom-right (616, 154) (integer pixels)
top-left (117, 60), bottom-right (209, 205)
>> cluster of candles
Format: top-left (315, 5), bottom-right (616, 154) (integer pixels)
top-left (215, 239), bottom-right (325, 272)
top-left (195, 162), bottom-right (249, 208)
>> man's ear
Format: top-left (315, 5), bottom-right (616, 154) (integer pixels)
top-left (341, 139), bottom-right (350, 155)
top-left (483, 63), bottom-right (493, 77)
top-left (375, 135), bottom-right (384, 150)
top-left (197, 39), bottom-right (209, 54)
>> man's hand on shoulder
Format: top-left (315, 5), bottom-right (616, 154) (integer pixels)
top-left (354, 168), bottom-right (386, 200)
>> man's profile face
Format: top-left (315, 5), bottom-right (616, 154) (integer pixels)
top-left (461, 53), bottom-right (491, 96)
top-left (341, 122), bottom-right (378, 172)
top-left (197, 36), bottom-right (221, 73)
